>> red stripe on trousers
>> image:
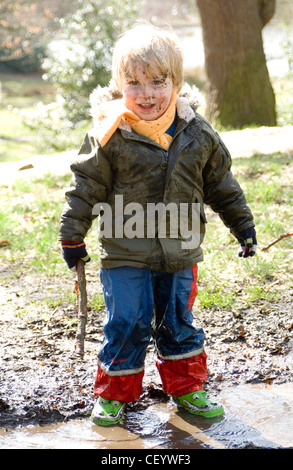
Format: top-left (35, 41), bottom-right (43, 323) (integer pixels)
top-left (188, 265), bottom-right (198, 310)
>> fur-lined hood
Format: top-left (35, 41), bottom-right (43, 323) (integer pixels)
top-left (89, 81), bottom-right (202, 132)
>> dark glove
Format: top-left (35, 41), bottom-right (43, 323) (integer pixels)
top-left (236, 227), bottom-right (257, 258)
top-left (61, 240), bottom-right (91, 271)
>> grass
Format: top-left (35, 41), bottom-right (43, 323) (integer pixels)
top-left (0, 172), bottom-right (101, 278)
top-left (0, 71), bottom-right (89, 161)
top-left (0, 174), bottom-right (71, 276)
top-left (272, 75), bottom-right (293, 126)
top-left (197, 151), bottom-right (293, 309)
top-left (0, 72), bottom-right (56, 162)
top-left (0, 72), bottom-right (55, 104)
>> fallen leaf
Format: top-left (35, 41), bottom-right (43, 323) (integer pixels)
top-left (0, 240), bottom-right (10, 247)
top-left (18, 163), bottom-right (34, 171)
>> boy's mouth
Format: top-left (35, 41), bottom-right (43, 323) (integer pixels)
top-left (138, 103), bottom-right (155, 110)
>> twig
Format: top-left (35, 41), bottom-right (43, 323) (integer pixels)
top-left (261, 232), bottom-right (293, 251)
top-left (32, 328), bottom-right (73, 338)
top-left (74, 259), bottom-right (88, 357)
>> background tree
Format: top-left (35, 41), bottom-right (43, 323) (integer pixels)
top-left (0, 0), bottom-right (77, 72)
top-left (196, 0), bottom-right (277, 128)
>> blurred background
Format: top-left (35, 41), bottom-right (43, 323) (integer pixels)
top-left (0, 0), bottom-right (292, 162)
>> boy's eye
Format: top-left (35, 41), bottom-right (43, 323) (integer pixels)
top-left (127, 79), bottom-right (164, 86)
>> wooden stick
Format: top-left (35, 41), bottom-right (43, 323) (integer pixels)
top-left (74, 259), bottom-right (88, 358)
top-left (261, 232), bottom-right (293, 251)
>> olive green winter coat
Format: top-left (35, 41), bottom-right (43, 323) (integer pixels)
top-left (59, 85), bottom-right (254, 272)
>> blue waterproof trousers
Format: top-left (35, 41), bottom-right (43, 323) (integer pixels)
top-left (94, 265), bottom-right (207, 402)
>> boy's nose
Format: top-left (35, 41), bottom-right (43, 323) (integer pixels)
top-left (137, 85), bottom-right (153, 99)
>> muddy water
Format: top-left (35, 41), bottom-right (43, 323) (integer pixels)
top-left (0, 383), bottom-right (292, 449)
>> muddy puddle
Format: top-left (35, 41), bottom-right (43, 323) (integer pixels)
top-left (0, 383), bottom-right (292, 449)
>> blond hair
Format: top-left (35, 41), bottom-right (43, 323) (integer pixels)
top-left (112, 24), bottom-right (184, 93)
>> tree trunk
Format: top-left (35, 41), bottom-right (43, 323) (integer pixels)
top-left (196, 0), bottom-right (277, 128)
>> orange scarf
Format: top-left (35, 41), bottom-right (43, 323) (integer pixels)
top-left (95, 91), bottom-right (177, 150)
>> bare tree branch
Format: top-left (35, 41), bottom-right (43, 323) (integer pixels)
top-left (262, 232), bottom-right (293, 251)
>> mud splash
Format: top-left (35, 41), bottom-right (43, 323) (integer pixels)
top-left (0, 383), bottom-right (292, 449)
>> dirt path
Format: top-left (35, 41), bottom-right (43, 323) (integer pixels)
top-left (0, 125), bottom-right (292, 186)
top-left (221, 125), bottom-right (293, 158)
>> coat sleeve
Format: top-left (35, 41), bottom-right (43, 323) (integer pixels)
top-left (58, 132), bottom-right (113, 241)
top-left (202, 131), bottom-right (254, 237)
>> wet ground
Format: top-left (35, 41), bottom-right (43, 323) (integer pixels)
top-left (0, 383), bottom-right (292, 450)
top-left (0, 267), bottom-right (292, 450)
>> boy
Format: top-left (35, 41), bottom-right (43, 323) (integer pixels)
top-left (59, 25), bottom-right (257, 426)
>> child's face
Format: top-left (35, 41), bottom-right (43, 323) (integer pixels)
top-left (121, 63), bottom-right (174, 121)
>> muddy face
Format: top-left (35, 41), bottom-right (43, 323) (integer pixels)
top-left (121, 63), bottom-right (174, 121)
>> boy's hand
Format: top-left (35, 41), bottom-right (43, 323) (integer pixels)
top-left (237, 227), bottom-right (257, 258)
top-left (61, 241), bottom-right (91, 271)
